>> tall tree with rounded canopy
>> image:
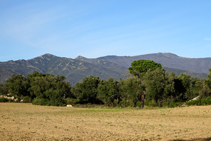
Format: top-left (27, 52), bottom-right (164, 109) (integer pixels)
top-left (128, 60), bottom-right (162, 78)
top-left (128, 60), bottom-right (162, 108)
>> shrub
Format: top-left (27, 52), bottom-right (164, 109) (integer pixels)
top-left (186, 100), bottom-right (199, 106)
top-left (118, 101), bottom-right (131, 107)
top-left (169, 102), bottom-right (183, 108)
top-left (65, 98), bottom-right (80, 105)
top-left (22, 96), bottom-right (31, 103)
top-left (0, 97), bottom-right (8, 102)
top-left (125, 101), bottom-right (132, 107)
top-left (137, 101), bottom-right (142, 108)
top-left (113, 100), bottom-right (119, 107)
top-left (161, 101), bottom-right (169, 107)
top-left (145, 100), bottom-right (157, 107)
top-left (49, 98), bottom-right (65, 106)
top-left (118, 101), bottom-right (124, 107)
top-left (32, 98), bottom-right (49, 106)
top-left (186, 96), bottom-right (211, 106)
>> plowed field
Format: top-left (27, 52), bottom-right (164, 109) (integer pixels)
top-left (0, 103), bottom-right (211, 141)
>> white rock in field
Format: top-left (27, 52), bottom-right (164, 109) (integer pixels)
top-left (67, 105), bottom-right (73, 107)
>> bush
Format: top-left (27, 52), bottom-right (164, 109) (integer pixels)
top-left (118, 101), bottom-right (131, 107)
top-left (32, 98), bottom-right (49, 106)
top-left (48, 98), bottom-right (65, 106)
top-left (113, 100), bottom-right (119, 107)
top-left (169, 102), bottom-right (183, 108)
top-left (161, 101), bottom-right (169, 107)
top-left (118, 101), bottom-right (124, 107)
top-left (186, 100), bottom-right (199, 106)
top-left (186, 96), bottom-right (211, 106)
top-left (201, 97), bottom-right (211, 105)
top-left (0, 97), bottom-right (8, 102)
top-left (65, 98), bottom-right (80, 105)
top-left (137, 101), bottom-right (142, 108)
top-left (145, 100), bottom-right (157, 107)
top-left (22, 96), bottom-right (31, 103)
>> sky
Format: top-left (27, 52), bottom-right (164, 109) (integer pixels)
top-left (0, 0), bottom-right (211, 61)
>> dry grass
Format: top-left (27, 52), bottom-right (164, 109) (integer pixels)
top-left (0, 103), bottom-right (211, 141)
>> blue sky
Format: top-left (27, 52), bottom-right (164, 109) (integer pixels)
top-left (0, 0), bottom-right (211, 61)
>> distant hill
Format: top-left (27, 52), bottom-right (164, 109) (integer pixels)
top-left (163, 67), bottom-right (207, 79)
top-left (75, 55), bottom-right (208, 79)
top-left (0, 54), bottom-right (127, 85)
top-left (0, 53), bottom-right (209, 85)
top-left (98, 53), bottom-right (211, 74)
top-left (0, 68), bottom-right (21, 83)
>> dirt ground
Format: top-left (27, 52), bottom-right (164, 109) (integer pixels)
top-left (0, 103), bottom-right (211, 141)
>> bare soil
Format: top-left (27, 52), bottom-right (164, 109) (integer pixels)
top-left (0, 103), bottom-right (211, 141)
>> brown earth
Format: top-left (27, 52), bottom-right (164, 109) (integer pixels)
top-left (0, 103), bottom-right (211, 141)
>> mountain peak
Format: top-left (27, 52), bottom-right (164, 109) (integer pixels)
top-left (158, 52), bottom-right (179, 57)
top-left (75, 55), bottom-right (87, 60)
top-left (40, 53), bottom-right (55, 57)
top-left (36, 53), bottom-right (57, 60)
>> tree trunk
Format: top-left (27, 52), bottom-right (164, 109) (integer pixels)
top-left (141, 93), bottom-right (144, 108)
top-left (158, 100), bottom-right (162, 107)
top-left (133, 101), bottom-right (137, 107)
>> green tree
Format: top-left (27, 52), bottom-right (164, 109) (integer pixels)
top-left (26, 71), bottom-right (49, 99)
top-left (28, 72), bottom-right (71, 106)
top-left (128, 60), bottom-right (162, 78)
top-left (0, 83), bottom-right (8, 95)
top-left (125, 77), bottom-right (143, 107)
top-left (174, 73), bottom-right (201, 101)
top-left (5, 74), bottom-right (29, 98)
top-left (118, 79), bottom-right (129, 107)
top-left (128, 60), bottom-right (162, 107)
top-left (179, 73), bottom-right (193, 100)
top-left (200, 68), bottom-right (211, 98)
top-left (205, 68), bottom-right (211, 90)
top-left (98, 78), bottom-right (118, 106)
top-left (72, 76), bottom-right (100, 104)
top-left (143, 68), bottom-right (174, 107)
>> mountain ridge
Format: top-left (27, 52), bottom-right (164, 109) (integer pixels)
top-left (97, 53), bottom-right (211, 74)
top-left (0, 52), bottom-right (210, 85)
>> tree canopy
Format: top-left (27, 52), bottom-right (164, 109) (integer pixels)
top-left (128, 60), bottom-right (162, 78)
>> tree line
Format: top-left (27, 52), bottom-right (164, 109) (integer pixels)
top-left (0, 60), bottom-right (211, 107)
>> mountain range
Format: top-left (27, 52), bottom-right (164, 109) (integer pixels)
top-left (0, 53), bottom-right (210, 85)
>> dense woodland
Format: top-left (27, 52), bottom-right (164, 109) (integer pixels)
top-left (0, 60), bottom-right (211, 107)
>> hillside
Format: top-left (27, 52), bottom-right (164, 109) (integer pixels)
top-left (75, 55), bottom-right (208, 79)
top-left (0, 54), bottom-right (127, 85)
top-left (98, 53), bottom-right (211, 74)
top-left (0, 53), bottom-right (210, 84)
top-left (0, 68), bottom-right (21, 83)
top-left (163, 67), bottom-right (208, 79)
